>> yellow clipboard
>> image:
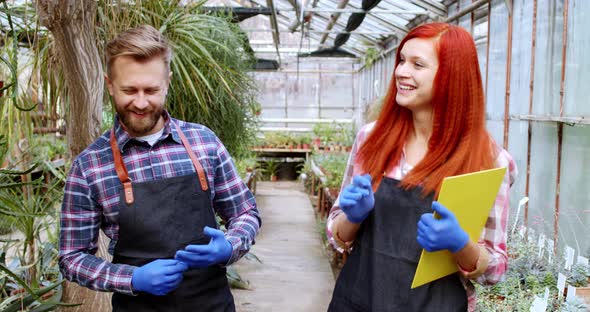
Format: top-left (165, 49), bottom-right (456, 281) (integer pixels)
top-left (411, 167), bottom-right (507, 289)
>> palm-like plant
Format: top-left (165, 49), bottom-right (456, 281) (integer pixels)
top-left (24, 0), bottom-right (259, 158)
top-left (0, 163), bottom-right (64, 288)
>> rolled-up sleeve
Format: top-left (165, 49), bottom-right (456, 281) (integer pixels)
top-left (211, 135), bottom-right (261, 265)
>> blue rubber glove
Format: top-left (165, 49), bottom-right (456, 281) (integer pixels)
top-left (174, 226), bottom-right (233, 268)
top-left (417, 201), bottom-right (469, 253)
top-left (339, 174), bottom-right (375, 224)
top-left (131, 259), bottom-right (188, 296)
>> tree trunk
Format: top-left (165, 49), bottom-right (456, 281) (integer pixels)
top-left (36, 1), bottom-right (109, 311)
top-left (36, 0), bottom-right (103, 157)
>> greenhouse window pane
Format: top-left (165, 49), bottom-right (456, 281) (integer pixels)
top-left (507, 120), bottom-right (529, 226)
top-left (532, 0), bottom-right (564, 116)
top-left (485, 0), bottom-right (509, 120)
top-left (558, 125), bottom-right (590, 257)
top-left (564, 0), bottom-right (590, 116)
top-left (528, 122), bottom-right (559, 239)
top-left (255, 72), bottom-right (287, 118)
top-left (508, 0), bottom-right (534, 116)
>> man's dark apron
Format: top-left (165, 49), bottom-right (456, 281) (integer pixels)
top-left (328, 177), bottom-right (467, 312)
top-left (109, 123), bottom-right (235, 312)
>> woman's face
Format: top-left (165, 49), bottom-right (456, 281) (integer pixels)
top-left (394, 38), bottom-right (439, 113)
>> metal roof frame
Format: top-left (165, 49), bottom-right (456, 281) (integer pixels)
top-left (222, 0), bottom-right (449, 62)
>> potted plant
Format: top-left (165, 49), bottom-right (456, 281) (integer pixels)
top-left (300, 134), bottom-right (312, 150)
top-left (569, 263), bottom-right (590, 305)
top-left (264, 160), bottom-right (280, 182)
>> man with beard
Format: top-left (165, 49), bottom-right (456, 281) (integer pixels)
top-left (58, 25), bottom-right (260, 312)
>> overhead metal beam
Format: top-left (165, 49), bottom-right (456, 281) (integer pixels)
top-left (247, 0), bottom-right (359, 51)
top-left (319, 0), bottom-right (350, 45)
top-left (265, 0), bottom-right (282, 64)
top-left (291, 0), bottom-right (320, 32)
top-left (253, 46), bottom-right (364, 56)
top-left (444, 0), bottom-right (490, 23)
top-left (309, 10), bottom-right (379, 49)
top-left (277, 8), bottom-right (428, 14)
top-left (409, 0), bottom-right (447, 16)
top-left (345, 2), bottom-right (410, 34)
top-left (367, 0), bottom-right (490, 68)
top-left (285, 0), bottom-right (302, 32)
top-left (252, 48), bottom-right (357, 56)
top-left (243, 28), bottom-right (396, 35)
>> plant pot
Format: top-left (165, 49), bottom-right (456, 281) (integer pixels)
top-left (270, 175), bottom-right (278, 182)
top-left (312, 138), bottom-right (321, 151)
top-left (575, 286), bottom-right (590, 305)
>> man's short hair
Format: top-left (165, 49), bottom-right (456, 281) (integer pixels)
top-left (105, 25), bottom-right (172, 78)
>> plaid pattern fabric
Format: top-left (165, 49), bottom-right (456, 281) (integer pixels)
top-left (326, 122), bottom-right (518, 311)
top-left (59, 113), bottom-right (260, 294)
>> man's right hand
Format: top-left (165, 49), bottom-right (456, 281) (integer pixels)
top-left (339, 174), bottom-right (375, 224)
top-left (131, 259), bottom-right (188, 296)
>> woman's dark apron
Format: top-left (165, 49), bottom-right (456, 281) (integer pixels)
top-left (109, 123), bottom-right (234, 312)
top-left (328, 177), bottom-right (467, 312)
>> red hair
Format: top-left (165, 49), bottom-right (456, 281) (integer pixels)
top-left (357, 22), bottom-right (496, 196)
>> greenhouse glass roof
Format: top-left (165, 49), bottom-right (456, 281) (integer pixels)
top-left (215, 0), bottom-right (453, 63)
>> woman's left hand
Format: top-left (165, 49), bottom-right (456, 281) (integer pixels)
top-left (417, 201), bottom-right (469, 253)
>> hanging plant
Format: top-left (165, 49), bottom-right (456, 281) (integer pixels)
top-left (334, 33), bottom-right (351, 48)
top-left (345, 13), bottom-right (366, 32)
top-left (361, 0), bottom-right (381, 11)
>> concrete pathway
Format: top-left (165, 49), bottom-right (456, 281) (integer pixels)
top-left (231, 181), bottom-right (335, 312)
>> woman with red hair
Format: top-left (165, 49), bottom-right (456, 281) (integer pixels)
top-left (326, 22), bottom-right (517, 311)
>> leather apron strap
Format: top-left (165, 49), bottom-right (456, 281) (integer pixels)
top-left (110, 121), bottom-right (209, 205)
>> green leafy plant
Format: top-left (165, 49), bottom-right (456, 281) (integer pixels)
top-left (234, 155), bottom-right (258, 179)
top-left (362, 47), bottom-right (380, 67)
top-left (262, 160), bottom-right (280, 181)
top-left (216, 217), bottom-right (262, 291)
top-left (0, 174), bottom-right (63, 288)
top-left (475, 231), bottom-right (562, 311)
top-left (312, 153), bottom-right (348, 189)
top-left (560, 296), bottom-right (589, 312)
top-left (568, 264), bottom-right (589, 287)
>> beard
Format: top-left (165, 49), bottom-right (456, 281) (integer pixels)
top-left (117, 106), bottom-right (164, 136)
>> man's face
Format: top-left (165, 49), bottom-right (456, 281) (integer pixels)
top-left (105, 55), bottom-right (171, 137)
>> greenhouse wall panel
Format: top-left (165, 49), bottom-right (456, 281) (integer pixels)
top-left (485, 0), bottom-right (509, 122)
top-left (486, 120), bottom-right (505, 149)
top-left (528, 122), bottom-right (559, 239)
top-left (508, 0), bottom-right (534, 116)
top-left (255, 72), bottom-right (287, 119)
top-left (253, 60), bottom-right (357, 131)
top-left (558, 126), bottom-right (590, 257)
top-left (458, 0), bottom-right (472, 32)
top-left (532, 0), bottom-right (564, 116)
top-left (507, 120), bottom-right (529, 221)
top-left (564, 0), bottom-right (590, 116)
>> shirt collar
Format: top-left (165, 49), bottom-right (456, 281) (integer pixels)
top-left (112, 110), bottom-right (182, 152)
